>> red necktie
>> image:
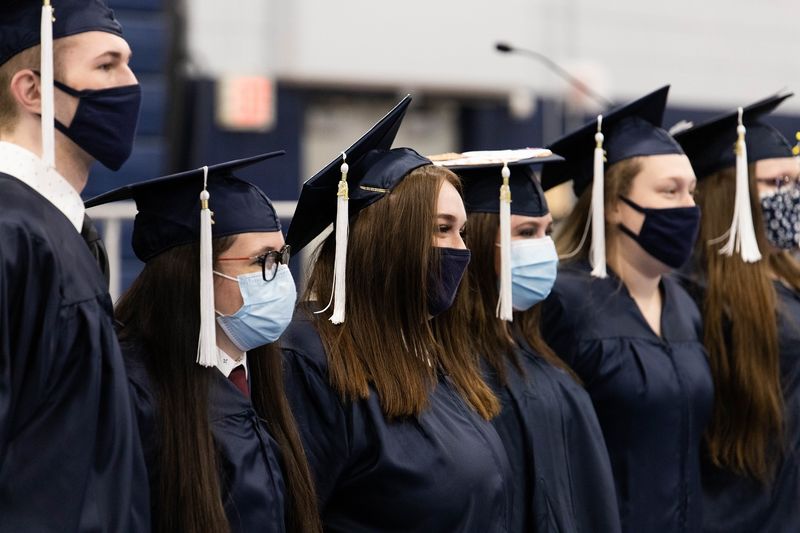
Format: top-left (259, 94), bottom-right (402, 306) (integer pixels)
top-left (229, 365), bottom-right (250, 397)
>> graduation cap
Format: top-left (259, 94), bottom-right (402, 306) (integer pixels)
top-left (431, 148), bottom-right (563, 320)
top-left (86, 151), bottom-right (285, 367)
top-left (674, 92), bottom-right (794, 178)
top-left (0, 0), bottom-right (122, 66)
top-left (286, 95), bottom-right (431, 324)
top-left (541, 86), bottom-right (684, 278)
top-left (672, 92), bottom-right (794, 263)
top-left (0, 1), bottom-right (124, 169)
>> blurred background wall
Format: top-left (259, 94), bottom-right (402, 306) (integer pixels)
top-left (86, 0), bottom-right (800, 297)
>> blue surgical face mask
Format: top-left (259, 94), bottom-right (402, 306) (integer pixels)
top-left (509, 236), bottom-right (558, 311)
top-left (213, 264), bottom-right (297, 352)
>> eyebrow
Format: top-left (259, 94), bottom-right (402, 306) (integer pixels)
top-left (95, 50), bottom-right (133, 63)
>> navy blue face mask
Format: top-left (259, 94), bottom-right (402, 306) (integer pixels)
top-left (52, 78), bottom-right (142, 171)
top-left (618, 195), bottom-right (701, 269)
top-left (427, 247), bottom-right (471, 317)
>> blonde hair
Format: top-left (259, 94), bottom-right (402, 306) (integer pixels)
top-left (0, 44), bottom-right (65, 135)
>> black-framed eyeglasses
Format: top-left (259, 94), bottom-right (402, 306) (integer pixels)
top-left (218, 245), bottom-right (291, 281)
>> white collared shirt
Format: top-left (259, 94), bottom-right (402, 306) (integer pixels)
top-left (0, 141), bottom-right (84, 232)
top-left (216, 348), bottom-right (248, 380)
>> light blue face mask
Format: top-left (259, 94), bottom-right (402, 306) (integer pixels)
top-left (213, 264), bottom-right (297, 352)
top-left (509, 236), bottom-right (559, 311)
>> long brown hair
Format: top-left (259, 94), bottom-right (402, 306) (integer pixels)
top-left (116, 237), bottom-right (321, 533)
top-left (441, 211), bottom-right (576, 385)
top-left (694, 165), bottom-right (784, 482)
top-left (556, 158), bottom-right (642, 261)
top-left (305, 164), bottom-right (499, 420)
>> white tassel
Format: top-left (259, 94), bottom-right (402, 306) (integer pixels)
top-left (331, 152), bottom-right (349, 324)
top-left (40, 1), bottom-right (55, 168)
top-left (590, 115), bottom-right (607, 278)
top-left (719, 108), bottom-right (761, 262)
top-left (497, 162), bottom-right (513, 321)
top-left (197, 166), bottom-right (218, 367)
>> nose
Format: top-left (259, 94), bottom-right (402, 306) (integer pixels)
top-left (453, 233), bottom-right (467, 250)
top-left (121, 63), bottom-right (138, 86)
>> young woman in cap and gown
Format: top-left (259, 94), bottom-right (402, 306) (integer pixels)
top-left (280, 96), bottom-right (512, 532)
top-left (540, 86), bottom-right (714, 533)
top-left (0, 1), bottom-right (148, 529)
top-left (87, 153), bottom-right (321, 533)
top-left (432, 149), bottom-right (622, 533)
top-left (673, 92), bottom-right (800, 533)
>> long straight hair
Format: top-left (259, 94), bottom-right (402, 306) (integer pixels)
top-left (439, 211), bottom-right (576, 385)
top-left (116, 237), bottom-right (321, 533)
top-left (555, 158), bottom-right (642, 261)
top-left (695, 165), bottom-right (784, 482)
top-left (305, 164), bottom-right (500, 420)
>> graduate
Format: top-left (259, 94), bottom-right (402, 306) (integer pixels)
top-left (673, 93), bottom-right (800, 533)
top-left (432, 149), bottom-right (622, 533)
top-left (281, 96), bottom-right (512, 532)
top-left (0, 1), bottom-right (148, 530)
top-left (85, 154), bottom-right (321, 533)
top-left (540, 86), bottom-right (715, 533)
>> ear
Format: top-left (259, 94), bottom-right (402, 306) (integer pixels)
top-left (605, 198), bottom-right (624, 225)
top-left (8, 69), bottom-right (41, 116)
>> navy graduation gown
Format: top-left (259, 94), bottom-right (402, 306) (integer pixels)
top-left (541, 263), bottom-right (714, 533)
top-left (281, 311), bottom-right (512, 532)
top-left (123, 343), bottom-right (287, 533)
top-left (487, 339), bottom-right (622, 533)
top-left (0, 174), bottom-right (149, 532)
top-left (681, 277), bottom-right (800, 533)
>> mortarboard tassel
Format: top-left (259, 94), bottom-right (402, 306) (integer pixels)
top-left (330, 153), bottom-right (349, 324)
top-left (719, 108), bottom-right (761, 262)
top-left (197, 166), bottom-right (218, 366)
top-left (40, 0), bottom-right (55, 168)
top-left (590, 115), bottom-right (607, 278)
top-left (497, 162), bottom-right (513, 321)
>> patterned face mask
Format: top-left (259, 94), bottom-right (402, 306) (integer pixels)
top-left (760, 187), bottom-right (800, 250)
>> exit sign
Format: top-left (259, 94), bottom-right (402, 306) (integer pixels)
top-left (215, 75), bottom-right (275, 132)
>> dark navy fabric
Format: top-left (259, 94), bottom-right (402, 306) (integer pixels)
top-left (84, 152), bottom-right (285, 262)
top-left (286, 96), bottom-right (427, 254)
top-left (123, 342), bottom-right (288, 533)
top-left (541, 262), bottom-right (714, 533)
top-left (0, 173), bottom-right (149, 532)
top-left (677, 274), bottom-right (800, 533)
top-left (542, 86), bottom-right (685, 196)
top-left (281, 310), bottom-right (512, 532)
top-left (459, 165), bottom-right (551, 217)
top-left (486, 339), bottom-right (622, 533)
top-left (674, 92), bottom-right (794, 179)
top-left (0, 0), bottom-right (123, 66)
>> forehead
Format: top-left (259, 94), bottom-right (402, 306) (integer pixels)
top-left (754, 157), bottom-right (800, 176)
top-left (228, 231), bottom-right (285, 253)
top-left (56, 31), bottom-right (131, 61)
top-left (635, 153), bottom-right (696, 182)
